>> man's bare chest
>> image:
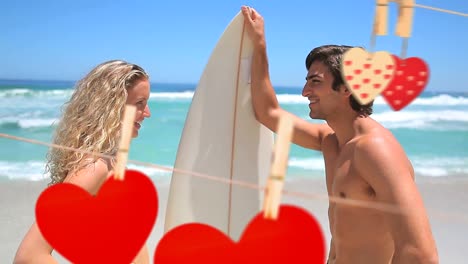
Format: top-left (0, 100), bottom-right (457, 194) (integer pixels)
top-left (323, 145), bottom-right (375, 200)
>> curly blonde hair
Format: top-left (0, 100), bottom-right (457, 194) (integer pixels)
top-left (46, 60), bottom-right (149, 185)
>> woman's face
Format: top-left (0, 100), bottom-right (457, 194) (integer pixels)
top-left (126, 78), bottom-right (151, 138)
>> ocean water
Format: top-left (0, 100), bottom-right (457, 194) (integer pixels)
top-left (0, 79), bottom-right (467, 182)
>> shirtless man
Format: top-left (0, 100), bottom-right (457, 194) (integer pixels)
top-left (241, 6), bottom-right (438, 264)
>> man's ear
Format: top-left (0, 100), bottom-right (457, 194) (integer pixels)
top-left (340, 85), bottom-right (352, 97)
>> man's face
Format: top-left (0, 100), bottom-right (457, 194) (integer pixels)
top-left (302, 61), bottom-right (343, 120)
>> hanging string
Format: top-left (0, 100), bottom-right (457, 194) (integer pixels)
top-left (2, 132), bottom-right (468, 224)
top-left (415, 3), bottom-right (468, 17)
top-left (400, 2), bottom-right (468, 58)
top-left (368, 0), bottom-right (389, 58)
top-left (0, 133), bottom-right (114, 161)
top-left (386, 1), bottom-right (468, 17)
top-left (375, 1), bottom-right (468, 59)
top-left (400, 37), bottom-right (408, 59)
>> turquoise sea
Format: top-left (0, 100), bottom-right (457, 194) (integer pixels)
top-left (0, 79), bottom-right (467, 182)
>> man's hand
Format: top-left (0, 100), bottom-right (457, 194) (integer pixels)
top-left (241, 6), bottom-right (266, 49)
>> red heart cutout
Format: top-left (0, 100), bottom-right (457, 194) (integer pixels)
top-left (154, 205), bottom-right (326, 263)
top-left (381, 56), bottom-right (430, 111)
top-left (36, 169), bottom-right (158, 264)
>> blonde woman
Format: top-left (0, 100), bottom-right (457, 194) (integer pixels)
top-left (13, 60), bottom-right (152, 264)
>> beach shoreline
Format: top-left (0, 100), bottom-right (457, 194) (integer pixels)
top-left (1, 174), bottom-right (467, 263)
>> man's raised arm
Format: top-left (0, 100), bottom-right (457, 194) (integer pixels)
top-left (241, 6), bottom-right (332, 151)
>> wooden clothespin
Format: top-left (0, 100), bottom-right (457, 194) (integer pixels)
top-left (373, 0), bottom-right (389, 36)
top-left (395, 0), bottom-right (415, 38)
top-left (263, 114), bottom-right (294, 220)
top-left (114, 105), bottom-right (136, 181)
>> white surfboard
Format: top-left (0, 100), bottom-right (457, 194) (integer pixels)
top-left (164, 11), bottom-right (274, 241)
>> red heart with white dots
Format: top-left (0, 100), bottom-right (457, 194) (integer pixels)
top-left (381, 56), bottom-right (430, 111)
top-left (154, 205), bottom-right (326, 263)
top-left (342, 48), bottom-right (396, 105)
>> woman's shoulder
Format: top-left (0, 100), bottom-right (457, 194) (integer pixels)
top-left (63, 156), bottom-right (114, 195)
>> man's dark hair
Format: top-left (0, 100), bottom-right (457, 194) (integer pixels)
top-left (305, 45), bottom-right (373, 116)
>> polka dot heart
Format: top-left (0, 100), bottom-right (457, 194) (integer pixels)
top-left (341, 48), bottom-right (396, 105)
top-left (381, 55), bottom-right (430, 111)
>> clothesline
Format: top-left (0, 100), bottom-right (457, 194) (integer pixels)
top-left (2, 132), bottom-right (468, 225)
top-left (414, 3), bottom-right (468, 17)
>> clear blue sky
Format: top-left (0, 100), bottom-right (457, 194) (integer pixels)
top-left (1, 0), bottom-right (467, 91)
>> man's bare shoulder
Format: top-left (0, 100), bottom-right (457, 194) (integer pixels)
top-left (355, 127), bottom-right (406, 156)
top-left (353, 128), bottom-right (414, 180)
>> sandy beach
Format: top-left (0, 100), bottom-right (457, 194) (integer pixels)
top-left (1, 175), bottom-right (468, 263)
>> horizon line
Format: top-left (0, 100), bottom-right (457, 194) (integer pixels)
top-left (0, 78), bottom-right (465, 94)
